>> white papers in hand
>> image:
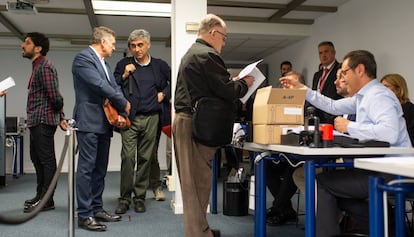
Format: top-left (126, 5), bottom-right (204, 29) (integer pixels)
top-left (238, 59), bottom-right (266, 104)
top-left (0, 76), bottom-right (16, 92)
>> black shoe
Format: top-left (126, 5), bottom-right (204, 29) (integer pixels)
top-left (284, 210), bottom-right (298, 222)
top-left (78, 217), bottom-right (107, 232)
top-left (42, 201), bottom-right (55, 212)
top-left (115, 202), bottom-right (129, 214)
top-left (266, 207), bottom-right (279, 218)
top-left (24, 200), bottom-right (40, 213)
top-left (134, 200), bottom-right (146, 213)
top-left (23, 200), bottom-right (55, 213)
top-left (211, 229), bottom-right (221, 237)
top-left (95, 210), bottom-right (122, 222)
top-left (24, 196), bottom-right (40, 206)
top-left (266, 210), bottom-right (297, 226)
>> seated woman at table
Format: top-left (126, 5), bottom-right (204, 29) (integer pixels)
top-left (380, 73), bottom-right (414, 145)
top-left (280, 50), bottom-right (411, 237)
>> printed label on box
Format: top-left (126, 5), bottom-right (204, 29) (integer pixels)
top-left (284, 107), bottom-right (303, 115)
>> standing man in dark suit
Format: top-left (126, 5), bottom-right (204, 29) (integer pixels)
top-left (72, 26), bottom-right (130, 232)
top-left (311, 41), bottom-right (342, 124)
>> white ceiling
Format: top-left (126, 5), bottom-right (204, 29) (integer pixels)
top-left (0, 0), bottom-right (350, 61)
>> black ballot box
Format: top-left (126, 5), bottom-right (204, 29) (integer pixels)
top-left (223, 180), bottom-right (249, 216)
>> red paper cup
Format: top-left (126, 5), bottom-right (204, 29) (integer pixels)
top-left (320, 124), bottom-right (334, 141)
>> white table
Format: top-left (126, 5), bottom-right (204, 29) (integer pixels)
top-left (355, 157), bottom-right (414, 178)
top-left (355, 157), bottom-right (414, 237)
top-left (242, 143), bottom-right (414, 237)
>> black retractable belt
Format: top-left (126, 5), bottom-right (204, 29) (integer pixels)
top-left (0, 129), bottom-right (71, 224)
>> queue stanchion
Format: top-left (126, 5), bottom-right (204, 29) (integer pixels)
top-left (67, 119), bottom-right (77, 237)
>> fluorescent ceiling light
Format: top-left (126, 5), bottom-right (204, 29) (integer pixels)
top-left (92, 0), bottom-right (171, 17)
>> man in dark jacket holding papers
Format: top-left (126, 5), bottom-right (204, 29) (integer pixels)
top-left (173, 14), bottom-right (254, 237)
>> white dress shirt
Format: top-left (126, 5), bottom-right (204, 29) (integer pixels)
top-left (306, 79), bottom-right (411, 147)
top-left (89, 46), bottom-right (110, 81)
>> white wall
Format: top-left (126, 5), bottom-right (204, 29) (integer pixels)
top-left (0, 42), bottom-right (171, 174)
top-left (264, 0), bottom-right (414, 103)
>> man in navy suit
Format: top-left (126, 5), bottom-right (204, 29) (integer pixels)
top-left (72, 26), bottom-right (131, 232)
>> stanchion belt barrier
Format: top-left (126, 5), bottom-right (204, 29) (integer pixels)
top-left (0, 133), bottom-right (70, 224)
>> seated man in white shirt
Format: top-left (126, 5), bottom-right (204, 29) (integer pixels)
top-left (280, 50), bottom-right (411, 237)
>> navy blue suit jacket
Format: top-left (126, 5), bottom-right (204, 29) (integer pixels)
top-left (72, 47), bottom-right (128, 135)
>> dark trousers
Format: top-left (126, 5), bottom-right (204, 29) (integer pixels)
top-left (149, 123), bottom-right (162, 190)
top-left (316, 169), bottom-right (387, 237)
top-left (266, 161), bottom-right (297, 212)
top-left (76, 131), bottom-right (110, 220)
top-left (119, 114), bottom-right (158, 203)
top-left (29, 124), bottom-right (57, 201)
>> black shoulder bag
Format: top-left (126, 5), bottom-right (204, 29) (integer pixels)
top-left (183, 81), bottom-right (235, 147)
top-left (192, 97), bottom-right (235, 147)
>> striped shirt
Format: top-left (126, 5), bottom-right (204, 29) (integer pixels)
top-left (26, 56), bottom-right (64, 127)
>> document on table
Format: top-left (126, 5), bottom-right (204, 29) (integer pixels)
top-left (0, 76), bottom-right (16, 92)
top-left (238, 59), bottom-right (266, 104)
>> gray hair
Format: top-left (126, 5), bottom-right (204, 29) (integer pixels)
top-left (198, 14), bottom-right (226, 35)
top-left (318, 41), bottom-right (335, 50)
top-left (89, 26), bottom-right (116, 45)
top-left (128, 29), bottom-right (151, 45)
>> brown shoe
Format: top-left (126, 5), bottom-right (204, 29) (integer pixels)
top-left (153, 187), bottom-right (166, 201)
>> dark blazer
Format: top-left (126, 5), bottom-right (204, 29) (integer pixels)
top-left (72, 47), bottom-right (128, 135)
top-left (310, 60), bottom-right (342, 124)
top-left (174, 39), bottom-right (249, 114)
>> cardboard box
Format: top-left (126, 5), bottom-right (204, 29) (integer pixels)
top-left (253, 86), bottom-right (306, 125)
top-left (253, 124), bottom-right (301, 145)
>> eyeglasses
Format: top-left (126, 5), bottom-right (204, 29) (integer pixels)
top-left (214, 30), bottom-right (227, 42)
top-left (340, 68), bottom-right (352, 79)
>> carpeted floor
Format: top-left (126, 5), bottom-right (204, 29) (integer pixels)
top-left (0, 172), bottom-right (305, 237)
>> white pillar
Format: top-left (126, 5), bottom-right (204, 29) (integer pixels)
top-left (170, 0), bottom-right (206, 214)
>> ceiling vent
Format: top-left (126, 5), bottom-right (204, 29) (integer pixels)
top-left (6, 1), bottom-right (37, 15)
